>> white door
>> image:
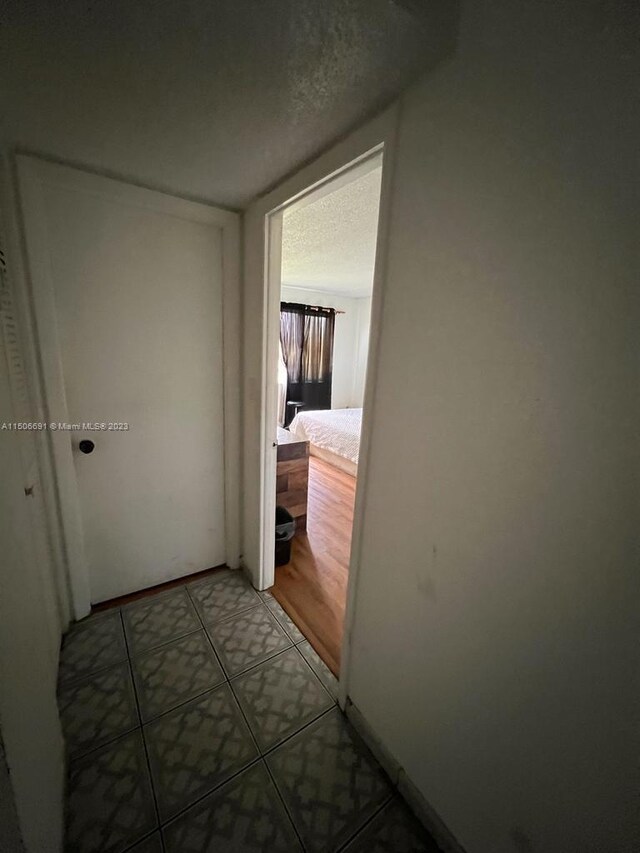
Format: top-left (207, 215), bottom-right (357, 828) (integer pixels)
top-left (18, 158), bottom-right (239, 605)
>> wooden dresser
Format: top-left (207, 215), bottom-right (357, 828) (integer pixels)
top-left (276, 427), bottom-right (309, 531)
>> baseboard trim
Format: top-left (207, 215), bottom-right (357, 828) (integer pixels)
top-left (345, 698), bottom-right (466, 853)
top-left (90, 563), bottom-right (229, 614)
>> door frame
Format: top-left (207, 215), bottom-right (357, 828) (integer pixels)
top-left (255, 106), bottom-right (399, 704)
top-left (261, 149), bottom-right (384, 588)
top-left (16, 155), bottom-right (241, 619)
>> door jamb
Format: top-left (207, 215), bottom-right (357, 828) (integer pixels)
top-left (261, 148), bottom-right (385, 592)
top-left (258, 107), bottom-right (399, 703)
top-left (16, 155), bottom-right (241, 618)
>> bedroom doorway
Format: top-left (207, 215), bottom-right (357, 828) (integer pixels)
top-left (262, 150), bottom-right (384, 677)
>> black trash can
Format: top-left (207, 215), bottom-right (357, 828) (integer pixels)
top-left (275, 506), bottom-right (296, 567)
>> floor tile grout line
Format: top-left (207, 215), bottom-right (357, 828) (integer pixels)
top-left (137, 628), bottom-right (389, 846)
top-left (57, 652), bottom-right (130, 691)
top-left (260, 599), bottom-right (307, 645)
top-left (226, 641), bottom-right (295, 684)
top-left (203, 604), bottom-right (294, 680)
top-left (201, 623), bottom-right (231, 685)
top-left (227, 659), bottom-right (335, 757)
top-left (212, 635), bottom-right (295, 681)
top-left (185, 579), bottom-right (209, 633)
top-left (157, 753), bottom-right (264, 832)
top-left (65, 693), bottom-right (141, 765)
top-left (68, 606), bottom-right (124, 629)
top-left (263, 596), bottom-right (307, 643)
top-left (288, 643), bottom-right (337, 704)
top-left (57, 610), bottom-right (129, 687)
top-left (122, 586), bottom-right (201, 654)
top-left (225, 677), bottom-right (263, 758)
top-left (121, 827), bottom-right (165, 853)
top-left (122, 578), bottom-right (291, 724)
top-left (199, 597), bottom-right (268, 628)
top-left (127, 625), bottom-right (204, 660)
top-left (138, 676), bottom-right (229, 726)
top-left (157, 749), bottom-right (260, 827)
top-left (136, 581), bottom-right (234, 692)
top-left (227, 656), bottom-right (355, 789)
top-left (130, 629), bottom-right (230, 720)
top-left (261, 756), bottom-right (309, 853)
top-left (335, 792), bottom-right (396, 852)
top-left (263, 704), bottom-right (398, 853)
top-left (141, 680), bottom-right (262, 829)
top-left (185, 573), bottom-right (264, 627)
top-left (120, 609), bottom-right (163, 836)
top-left (259, 703), bottom-right (337, 761)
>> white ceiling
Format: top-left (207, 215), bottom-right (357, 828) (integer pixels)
top-left (0, 1), bottom-right (457, 209)
top-left (281, 163), bottom-right (382, 298)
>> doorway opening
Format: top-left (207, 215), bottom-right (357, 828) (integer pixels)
top-left (263, 151), bottom-right (384, 676)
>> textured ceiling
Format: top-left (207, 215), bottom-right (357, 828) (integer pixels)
top-left (282, 163), bottom-right (382, 297)
top-left (0, 0), bottom-right (457, 209)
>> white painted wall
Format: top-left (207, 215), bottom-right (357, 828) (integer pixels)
top-left (352, 296), bottom-right (372, 407)
top-left (0, 154), bottom-right (66, 853)
top-left (280, 286), bottom-right (369, 409)
top-left (0, 334), bottom-right (65, 852)
top-left (344, 2), bottom-right (639, 852)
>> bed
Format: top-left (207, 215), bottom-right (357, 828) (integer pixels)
top-left (288, 408), bottom-right (361, 477)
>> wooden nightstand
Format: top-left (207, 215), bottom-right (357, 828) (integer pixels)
top-left (276, 427), bottom-right (309, 531)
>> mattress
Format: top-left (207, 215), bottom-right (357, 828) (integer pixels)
top-left (289, 408), bottom-right (362, 465)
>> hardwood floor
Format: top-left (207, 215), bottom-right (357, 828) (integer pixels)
top-left (273, 456), bottom-right (356, 676)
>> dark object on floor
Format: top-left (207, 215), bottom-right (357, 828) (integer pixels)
top-left (285, 400), bottom-right (306, 426)
top-left (275, 506), bottom-right (296, 566)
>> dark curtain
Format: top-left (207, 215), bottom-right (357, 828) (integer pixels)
top-left (280, 302), bottom-right (335, 421)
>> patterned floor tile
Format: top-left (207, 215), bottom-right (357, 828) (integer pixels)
top-left (207, 605), bottom-right (291, 677)
top-left (257, 588), bottom-right (274, 601)
top-left (266, 708), bottom-right (392, 853)
top-left (188, 570), bottom-right (261, 625)
top-left (58, 661), bottom-right (139, 759)
top-left (144, 684), bottom-right (258, 822)
top-left (123, 588), bottom-right (200, 654)
top-left (232, 647), bottom-right (334, 752)
top-left (163, 762), bottom-right (302, 853)
top-left (59, 612), bottom-right (127, 685)
top-left (343, 798), bottom-right (440, 852)
top-left (296, 639), bottom-right (340, 700)
top-left (131, 630), bottom-right (225, 722)
top-left (126, 833), bottom-right (164, 853)
top-left (66, 730), bottom-right (157, 853)
top-left (265, 597), bottom-right (306, 644)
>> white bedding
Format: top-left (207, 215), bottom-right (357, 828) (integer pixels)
top-left (289, 408), bottom-right (362, 465)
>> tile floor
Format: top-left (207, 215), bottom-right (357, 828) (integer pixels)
top-left (58, 569), bottom-right (439, 853)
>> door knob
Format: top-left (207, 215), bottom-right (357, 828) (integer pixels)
top-left (79, 439), bottom-right (95, 454)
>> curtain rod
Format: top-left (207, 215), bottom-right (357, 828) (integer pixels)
top-left (281, 301), bottom-right (345, 315)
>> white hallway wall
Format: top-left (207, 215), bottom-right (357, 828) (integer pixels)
top-left (280, 286), bottom-right (371, 409)
top-left (0, 322), bottom-right (65, 852)
top-left (0, 156), bottom-right (67, 853)
top-left (345, 2), bottom-right (639, 853)
top-left (352, 296), bottom-right (372, 407)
